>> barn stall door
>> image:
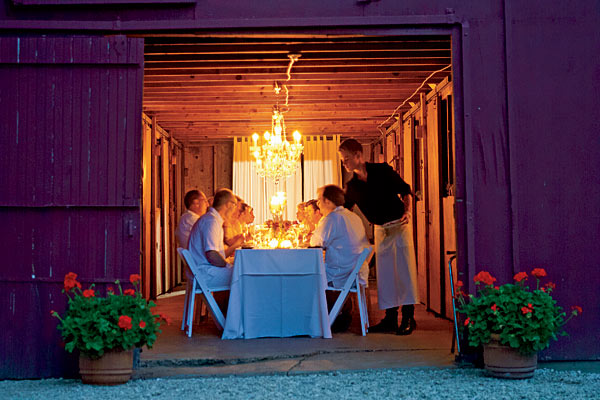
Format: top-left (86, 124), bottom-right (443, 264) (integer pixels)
top-left (0, 36), bottom-right (144, 378)
top-left (425, 95), bottom-right (444, 315)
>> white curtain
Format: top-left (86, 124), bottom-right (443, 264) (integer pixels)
top-left (302, 135), bottom-right (342, 201)
top-left (233, 137), bottom-right (302, 224)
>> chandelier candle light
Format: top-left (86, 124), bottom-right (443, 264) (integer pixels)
top-left (250, 54), bottom-right (303, 184)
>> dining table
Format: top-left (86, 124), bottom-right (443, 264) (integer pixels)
top-left (222, 248), bottom-right (332, 339)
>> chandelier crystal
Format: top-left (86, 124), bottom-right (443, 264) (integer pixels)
top-left (250, 107), bottom-right (303, 184)
top-left (250, 54), bottom-right (303, 184)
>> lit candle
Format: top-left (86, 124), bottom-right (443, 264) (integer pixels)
top-left (252, 133), bottom-right (258, 146)
top-left (293, 130), bottom-right (301, 143)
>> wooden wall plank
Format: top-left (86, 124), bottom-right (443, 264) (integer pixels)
top-left (0, 35), bottom-right (144, 379)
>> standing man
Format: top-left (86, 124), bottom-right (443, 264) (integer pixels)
top-left (339, 139), bottom-right (418, 335)
top-left (175, 190), bottom-right (209, 248)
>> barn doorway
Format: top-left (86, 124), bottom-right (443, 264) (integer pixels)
top-left (137, 31), bottom-right (462, 356)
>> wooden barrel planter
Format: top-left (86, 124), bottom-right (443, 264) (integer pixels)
top-left (483, 334), bottom-right (537, 379)
top-left (79, 349), bottom-right (134, 385)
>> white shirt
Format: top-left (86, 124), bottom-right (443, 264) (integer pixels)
top-left (310, 206), bottom-right (370, 288)
top-left (188, 207), bottom-right (227, 269)
top-left (175, 210), bottom-right (201, 248)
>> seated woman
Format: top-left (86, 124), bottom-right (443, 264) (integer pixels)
top-left (296, 202), bottom-right (307, 224)
top-left (238, 202), bottom-right (255, 242)
top-left (303, 199), bottom-right (322, 243)
top-left (310, 184), bottom-right (370, 332)
top-left (224, 195), bottom-right (245, 258)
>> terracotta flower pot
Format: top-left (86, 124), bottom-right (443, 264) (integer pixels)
top-left (483, 334), bottom-right (537, 379)
top-left (79, 349), bottom-right (133, 385)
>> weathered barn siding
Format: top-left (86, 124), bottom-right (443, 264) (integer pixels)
top-left (183, 143), bottom-right (233, 197)
top-left (0, 0), bottom-right (598, 378)
top-left (504, 2), bottom-right (600, 360)
top-left (0, 35), bottom-right (144, 378)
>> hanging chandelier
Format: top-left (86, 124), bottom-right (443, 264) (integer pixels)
top-left (250, 54), bottom-right (303, 184)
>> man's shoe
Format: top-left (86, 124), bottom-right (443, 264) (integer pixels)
top-left (368, 318), bottom-right (398, 333)
top-left (396, 317), bottom-right (416, 336)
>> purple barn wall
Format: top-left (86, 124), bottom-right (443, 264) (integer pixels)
top-left (0, 36), bottom-right (144, 378)
top-left (504, 2), bottom-right (600, 360)
top-left (0, 0), bottom-right (598, 377)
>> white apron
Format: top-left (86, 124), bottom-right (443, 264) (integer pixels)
top-left (374, 220), bottom-right (419, 309)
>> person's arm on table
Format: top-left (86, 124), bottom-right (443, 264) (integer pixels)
top-left (224, 234), bottom-right (243, 258)
top-left (205, 250), bottom-right (229, 267)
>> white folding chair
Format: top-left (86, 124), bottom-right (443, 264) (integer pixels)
top-left (177, 248), bottom-right (229, 337)
top-left (327, 246), bottom-right (374, 336)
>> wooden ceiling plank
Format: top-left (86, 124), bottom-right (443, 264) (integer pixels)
top-left (143, 41), bottom-right (450, 55)
top-left (144, 51), bottom-right (451, 62)
top-left (143, 65), bottom-right (450, 75)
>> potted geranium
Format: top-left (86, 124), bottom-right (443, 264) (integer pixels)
top-left (457, 268), bottom-right (581, 379)
top-left (51, 272), bottom-right (168, 385)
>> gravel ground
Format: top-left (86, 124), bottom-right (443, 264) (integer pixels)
top-left (1, 368), bottom-right (599, 400)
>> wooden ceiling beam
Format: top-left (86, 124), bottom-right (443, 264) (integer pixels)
top-left (144, 58), bottom-right (451, 69)
top-left (144, 41), bottom-right (450, 55)
top-left (151, 114), bottom-right (400, 123)
top-left (142, 79), bottom-right (449, 90)
top-left (142, 98), bottom-right (418, 106)
top-left (144, 65), bottom-right (449, 75)
top-left (144, 51), bottom-right (451, 62)
top-left (143, 102), bottom-right (409, 112)
top-left (143, 35), bottom-right (449, 44)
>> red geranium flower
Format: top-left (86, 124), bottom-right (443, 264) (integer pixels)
top-left (473, 271), bottom-right (496, 286)
top-left (130, 274), bottom-right (141, 284)
top-left (514, 272), bottom-right (528, 282)
top-left (64, 272), bottom-right (82, 292)
top-left (139, 320), bottom-right (146, 329)
top-left (571, 305), bottom-right (583, 315)
top-left (531, 268), bottom-right (547, 278)
top-left (491, 304), bottom-right (497, 312)
top-left (544, 282), bottom-right (556, 291)
top-left (124, 289), bottom-right (135, 296)
top-left (82, 289), bottom-right (95, 298)
top-left (464, 317), bottom-right (470, 326)
top-left (118, 315), bottom-right (132, 330)
top-left (107, 286), bottom-right (114, 294)
top-left (521, 306), bottom-right (533, 314)
top-left (456, 280), bottom-right (464, 288)
top-left (64, 272), bottom-right (77, 281)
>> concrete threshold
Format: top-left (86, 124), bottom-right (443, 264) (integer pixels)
top-left (134, 347), bottom-right (457, 379)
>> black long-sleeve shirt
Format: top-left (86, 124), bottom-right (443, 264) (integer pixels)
top-left (343, 162), bottom-right (412, 226)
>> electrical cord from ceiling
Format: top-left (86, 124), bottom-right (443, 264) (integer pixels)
top-left (376, 64), bottom-right (452, 139)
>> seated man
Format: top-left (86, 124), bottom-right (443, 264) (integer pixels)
top-left (175, 190), bottom-right (209, 248)
top-left (310, 184), bottom-right (370, 332)
top-left (188, 188), bottom-right (244, 288)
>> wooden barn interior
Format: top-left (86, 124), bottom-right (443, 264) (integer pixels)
top-left (138, 33), bottom-right (458, 321)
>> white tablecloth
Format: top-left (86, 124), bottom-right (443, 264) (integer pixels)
top-left (222, 249), bottom-right (332, 339)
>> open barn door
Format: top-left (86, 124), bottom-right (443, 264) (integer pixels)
top-left (0, 35), bottom-right (144, 378)
top-left (402, 79), bottom-right (456, 318)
